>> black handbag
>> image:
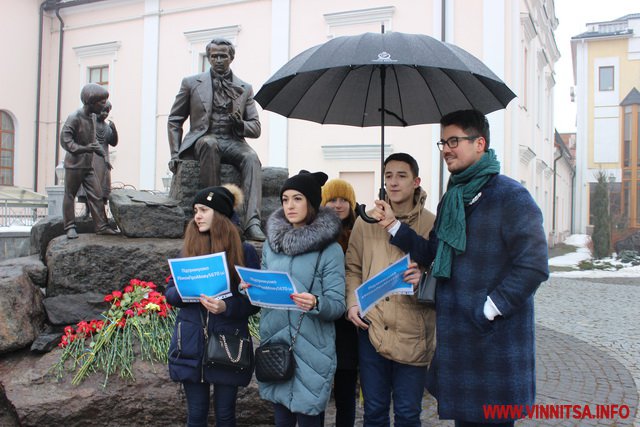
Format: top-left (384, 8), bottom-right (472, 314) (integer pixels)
top-left (417, 262), bottom-right (436, 306)
top-left (254, 250), bottom-right (323, 382)
top-left (205, 332), bottom-right (252, 371)
top-left (201, 310), bottom-right (253, 372)
top-left (254, 314), bottom-right (304, 382)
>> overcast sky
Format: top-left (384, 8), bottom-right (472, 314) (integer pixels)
top-left (553, 1), bottom-right (637, 133)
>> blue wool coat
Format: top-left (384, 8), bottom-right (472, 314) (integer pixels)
top-left (391, 174), bottom-right (549, 422)
top-left (258, 208), bottom-right (346, 416)
top-left (166, 242), bottom-right (260, 387)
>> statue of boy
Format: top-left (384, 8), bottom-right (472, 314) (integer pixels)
top-left (60, 83), bottom-right (119, 239)
top-left (93, 100), bottom-right (118, 203)
top-left (167, 38), bottom-right (265, 241)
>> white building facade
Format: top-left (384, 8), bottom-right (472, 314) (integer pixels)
top-left (1, 0), bottom-right (563, 244)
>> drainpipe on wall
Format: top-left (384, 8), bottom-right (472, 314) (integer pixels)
top-left (552, 150), bottom-right (562, 243)
top-left (34, 1), bottom-right (48, 191)
top-left (571, 168), bottom-right (576, 234)
top-left (53, 7), bottom-right (65, 184)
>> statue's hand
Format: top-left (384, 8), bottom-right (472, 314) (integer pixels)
top-left (90, 143), bottom-right (105, 157)
top-left (229, 110), bottom-right (242, 124)
top-left (230, 110), bottom-right (244, 134)
top-left (230, 110), bottom-right (243, 125)
top-left (168, 159), bottom-right (179, 174)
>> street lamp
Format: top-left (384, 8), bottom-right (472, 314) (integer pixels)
top-left (55, 162), bottom-right (65, 186)
top-left (162, 171), bottom-right (172, 193)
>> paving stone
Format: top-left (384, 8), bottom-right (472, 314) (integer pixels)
top-left (324, 276), bottom-right (639, 426)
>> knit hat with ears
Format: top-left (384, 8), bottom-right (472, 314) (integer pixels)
top-left (321, 178), bottom-right (357, 211)
top-left (192, 184), bottom-right (243, 218)
top-left (280, 170), bottom-right (329, 210)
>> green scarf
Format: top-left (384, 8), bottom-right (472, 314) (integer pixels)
top-left (433, 149), bottom-right (501, 279)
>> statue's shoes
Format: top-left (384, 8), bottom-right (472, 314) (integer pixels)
top-left (244, 224), bottom-right (266, 242)
top-left (96, 227), bottom-right (120, 236)
top-left (66, 228), bottom-right (78, 239)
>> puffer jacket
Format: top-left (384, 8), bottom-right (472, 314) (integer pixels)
top-left (345, 187), bottom-right (436, 366)
top-left (258, 207), bottom-right (346, 416)
top-left (166, 242), bottom-right (260, 386)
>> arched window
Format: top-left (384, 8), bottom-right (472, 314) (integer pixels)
top-left (0, 111), bottom-right (14, 186)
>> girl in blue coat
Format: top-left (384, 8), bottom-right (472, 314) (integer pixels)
top-left (166, 184), bottom-right (259, 427)
top-left (258, 170), bottom-right (346, 426)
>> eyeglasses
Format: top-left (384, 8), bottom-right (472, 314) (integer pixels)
top-left (436, 135), bottom-right (480, 151)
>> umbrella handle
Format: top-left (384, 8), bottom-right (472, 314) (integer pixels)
top-left (355, 203), bottom-right (380, 224)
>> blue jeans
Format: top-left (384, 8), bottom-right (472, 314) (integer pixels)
top-left (273, 403), bottom-right (324, 427)
top-left (358, 329), bottom-right (427, 427)
top-left (182, 382), bottom-right (238, 427)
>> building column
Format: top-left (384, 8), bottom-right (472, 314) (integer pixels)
top-left (139, 0), bottom-right (160, 189)
top-left (483, 0), bottom-right (506, 175)
top-left (268, 0), bottom-right (290, 168)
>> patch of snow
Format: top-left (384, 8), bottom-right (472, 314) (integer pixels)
top-left (549, 234), bottom-right (640, 278)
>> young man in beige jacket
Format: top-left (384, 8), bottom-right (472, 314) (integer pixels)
top-left (346, 152), bottom-right (436, 427)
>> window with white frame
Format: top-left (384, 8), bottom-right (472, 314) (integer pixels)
top-left (89, 65), bottom-right (109, 87)
top-left (599, 66), bottom-right (614, 91)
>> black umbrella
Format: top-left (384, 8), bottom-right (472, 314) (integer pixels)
top-left (255, 30), bottom-right (516, 221)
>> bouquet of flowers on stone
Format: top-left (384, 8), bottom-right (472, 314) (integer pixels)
top-left (52, 278), bottom-right (176, 386)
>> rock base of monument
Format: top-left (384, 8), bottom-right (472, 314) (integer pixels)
top-left (0, 165), bottom-right (295, 426)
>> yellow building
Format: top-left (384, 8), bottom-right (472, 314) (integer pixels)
top-left (572, 13), bottom-right (640, 234)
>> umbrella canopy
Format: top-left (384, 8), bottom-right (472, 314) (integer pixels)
top-left (255, 31), bottom-right (516, 221)
top-left (254, 31), bottom-right (516, 127)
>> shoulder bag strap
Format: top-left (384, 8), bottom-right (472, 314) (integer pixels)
top-left (288, 248), bottom-right (325, 350)
top-left (199, 307), bottom-right (209, 342)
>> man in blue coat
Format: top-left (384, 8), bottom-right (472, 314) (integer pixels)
top-left (373, 109), bottom-right (549, 426)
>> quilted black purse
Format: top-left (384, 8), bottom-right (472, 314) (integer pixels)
top-left (254, 250), bottom-right (323, 382)
top-left (254, 314), bottom-right (303, 382)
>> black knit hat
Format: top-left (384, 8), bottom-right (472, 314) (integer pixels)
top-left (192, 186), bottom-right (235, 218)
top-left (280, 170), bottom-right (329, 210)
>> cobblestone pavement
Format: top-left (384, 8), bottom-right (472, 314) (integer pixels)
top-left (323, 276), bottom-right (639, 426)
top-left (532, 276), bottom-right (639, 426)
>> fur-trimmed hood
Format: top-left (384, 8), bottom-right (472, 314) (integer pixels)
top-left (266, 207), bottom-right (341, 256)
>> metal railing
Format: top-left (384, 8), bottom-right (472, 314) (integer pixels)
top-left (0, 198), bottom-right (49, 227)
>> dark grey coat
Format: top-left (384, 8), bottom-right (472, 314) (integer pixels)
top-left (391, 174), bottom-right (549, 422)
top-left (167, 70), bottom-right (261, 160)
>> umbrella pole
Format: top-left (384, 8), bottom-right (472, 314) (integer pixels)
top-left (379, 65), bottom-right (386, 200)
top-left (355, 64), bottom-right (386, 224)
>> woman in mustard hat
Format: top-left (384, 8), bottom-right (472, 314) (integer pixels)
top-left (322, 179), bottom-right (359, 427)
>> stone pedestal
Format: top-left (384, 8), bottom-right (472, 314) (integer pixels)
top-left (45, 186), bottom-right (64, 217)
top-left (168, 161), bottom-right (289, 229)
top-left (108, 189), bottom-right (185, 238)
